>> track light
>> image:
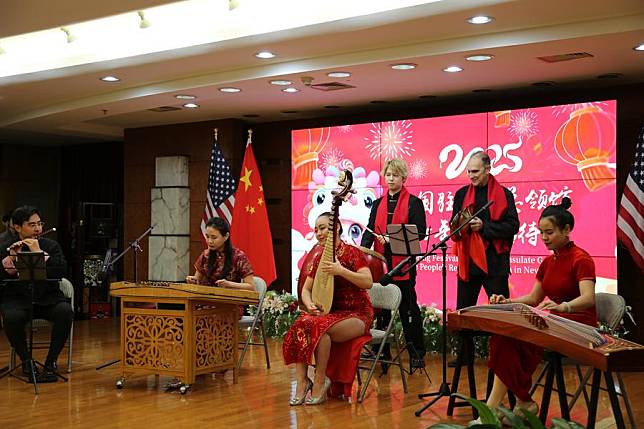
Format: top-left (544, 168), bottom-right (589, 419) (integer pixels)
top-left (138, 11), bottom-right (150, 29)
top-left (229, 0), bottom-right (240, 10)
top-left (60, 27), bottom-right (75, 43)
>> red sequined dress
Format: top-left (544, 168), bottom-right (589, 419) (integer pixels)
top-left (283, 241), bottom-right (374, 397)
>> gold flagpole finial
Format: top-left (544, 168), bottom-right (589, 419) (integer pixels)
top-left (214, 128), bottom-right (218, 140)
top-left (247, 129), bottom-right (253, 147)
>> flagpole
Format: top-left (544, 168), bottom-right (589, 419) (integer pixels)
top-left (247, 129), bottom-right (252, 147)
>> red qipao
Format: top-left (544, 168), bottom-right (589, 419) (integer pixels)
top-left (488, 242), bottom-right (597, 401)
top-left (194, 247), bottom-right (254, 284)
top-left (283, 241), bottom-right (374, 398)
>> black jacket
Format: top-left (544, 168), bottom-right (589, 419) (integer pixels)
top-left (0, 237), bottom-right (68, 305)
top-left (361, 191), bottom-right (427, 277)
top-left (450, 183), bottom-right (520, 277)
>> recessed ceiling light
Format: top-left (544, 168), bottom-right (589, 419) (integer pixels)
top-left (281, 110), bottom-right (299, 114)
top-left (419, 95), bottom-right (437, 99)
top-left (467, 15), bottom-right (494, 24)
top-left (183, 103), bottom-right (199, 108)
top-left (391, 63), bottom-right (417, 70)
top-left (443, 66), bottom-right (463, 73)
top-left (327, 71), bottom-right (351, 78)
top-left (100, 75), bottom-right (120, 82)
top-left (282, 87), bottom-right (299, 93)
top-left (370, 100), bottom-right (388, 104)
top-left (596, 73), bottom-right (622, 79)
top-left (466, 54), bottom-right (494, 62)
top-left (270, 80), bottom-right (292, 86)
top-left (219, 87), bottom-right (241, 93)
top-left (532, 81), bottom-right (555, 87)
top-left (634, 43), bottom-right (644, 51)
top-left (255, 51), bottom-right (276, 59)
top-left (175, 94), bottom-right (196, 100)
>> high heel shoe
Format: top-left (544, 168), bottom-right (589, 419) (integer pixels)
top-left (513, 401), bottom-right (538, 419)
top-left (305, 377), bottom-right (331, 405)
top-left (289, 378), bottom-right (313, 406)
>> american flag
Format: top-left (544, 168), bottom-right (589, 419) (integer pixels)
top-left (201, 131), bottom-right (236, 241)
top-left (617, 126), bottom-right (644, 271)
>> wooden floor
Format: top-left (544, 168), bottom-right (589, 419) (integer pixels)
top-left (0, 319), bottom-right (641, 428)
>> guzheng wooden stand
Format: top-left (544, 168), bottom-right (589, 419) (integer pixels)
top-left (110, 281), bottom-right (259, 394)
top-left (448, 306), bottom-right (644, 429)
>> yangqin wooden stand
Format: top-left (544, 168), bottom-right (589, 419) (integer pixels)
top-left (110, 281), bottom-right (259, 394)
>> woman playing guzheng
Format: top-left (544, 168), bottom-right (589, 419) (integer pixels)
top-left (474, 197), bottom-right (596, 423)
top-left (283, 212), bottom-right (374, 405)
top-left (186, 217), bottom-right (255, 292)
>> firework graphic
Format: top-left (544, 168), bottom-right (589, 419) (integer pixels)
top-left (364, 120), bottom-right (415, 160)
top-left (338, 125), bottom-right (353, 133)
top-left (509, 111), bottom-right (539, 138)
top-left (551, 101), bottom-right (609, 118)
top-left (409, 159), bottom-right (428, 179)
top-left (319, 147), bottom-right (344, 171)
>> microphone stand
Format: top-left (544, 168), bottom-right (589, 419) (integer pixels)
top-left (376, 201), bottom-right (493, 417)
top-left (95, 225), bottom-right (154, 371)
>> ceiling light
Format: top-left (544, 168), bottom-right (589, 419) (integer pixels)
top-left (634, 43), bottom-right (644, 51)
top-left (174, 94), bottom-right (196, 100)
top-left (255, 51), bottom-right (275, 59)
top-left (60, 27), bottom-right (75, 43)
top-left (324, 105), bottom-right (341, 109)
top-left (370, 100), bottom-right (388, 104)
top-left (137, 11), bottom-right (150, 29)
top-left (100, 75), bottom-right (120, 82)
top-left (219, 87), bottom-right (241, 93)
top-left (443, 66), bottom-right (463, 73)
top-left (281, 110), bottom-right (299, 114)
top-left (391, 63), bottom-right (417, 70)
top-left (327, 71), bottom-right (351, 78)
top-left (282, 87), bottom-right (299, 93)
top-left (270, 80), bottom-right (292, 86)
top-left (183, 103), bottom-right (199, 108)
top-left (466, 54), bottom-right (493, 62)
top-left (229, 0), bottom-right (240, 10)
top-left (467, 15), bottom-right (494, 24)
top-left (532, 81), bottom-right (555, 87)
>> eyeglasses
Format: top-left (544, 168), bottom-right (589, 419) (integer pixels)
top-left (26, 221), bottom-right (45, 228)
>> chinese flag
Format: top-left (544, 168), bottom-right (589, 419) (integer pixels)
top-left (230, 135), bottom-right (277, 285)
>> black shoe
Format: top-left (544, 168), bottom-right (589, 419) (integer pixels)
top-left (45, 361), bottom-right (58, 372)
top-left (22, 360), bottom-right (37, 377)
top-left (411, 356), bottom-right (426, 370)
top-left (360, 351), bottom-right (375, 360)
top-left (34, 369), bottom-right (58, 384)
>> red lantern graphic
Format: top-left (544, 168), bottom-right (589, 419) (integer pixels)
top-left (554, 105), bottom-right (615, 191)
top-left (292, 127), bottom-right (331, 187)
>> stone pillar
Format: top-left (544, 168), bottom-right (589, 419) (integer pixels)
top-left (149, 156), bottom-right (190, 281)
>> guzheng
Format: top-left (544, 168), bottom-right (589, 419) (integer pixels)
top-left (448, 303), bottom-right (644, 372)
top-left (109, 281), bottom-right (259, 391)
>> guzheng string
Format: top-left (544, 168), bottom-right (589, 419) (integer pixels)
top-left (460, 303), bottom-right (605, 347)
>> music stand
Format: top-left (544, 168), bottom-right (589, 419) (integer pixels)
top-left (95, 225), bottom-right (154, 370)
top-left (0, 251), bottom-right (68, 394)
top-left (387, 224), bottom-right (423, 256)
top-left (383, 224), bottom-right (431, 380)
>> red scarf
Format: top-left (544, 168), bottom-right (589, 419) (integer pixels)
top-left (374, 186), bottom-right (411, 281)
top-left (453, 175), bottom-right (509, 281)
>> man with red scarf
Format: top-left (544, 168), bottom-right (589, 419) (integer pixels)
top-left (361, 159), bottom-right (427, 369)
top-left (450, 151), bottom-right (520, 309)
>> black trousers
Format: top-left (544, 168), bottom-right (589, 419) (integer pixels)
top-left (376, 279), bottom-right (425, 359)
top-left (1, 301), bottom-right (73, 364)
top-left (456, 274), bottom-right (510, 310)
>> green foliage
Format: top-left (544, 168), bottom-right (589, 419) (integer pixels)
top-left (426, 394), bottom-right (586, 429)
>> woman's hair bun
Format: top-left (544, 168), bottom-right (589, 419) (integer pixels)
top-left (560, 197), bottom-right (572, 210)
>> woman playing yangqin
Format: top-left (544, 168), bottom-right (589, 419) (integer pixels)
top-left (283, 212), bottom-right (374, 405)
